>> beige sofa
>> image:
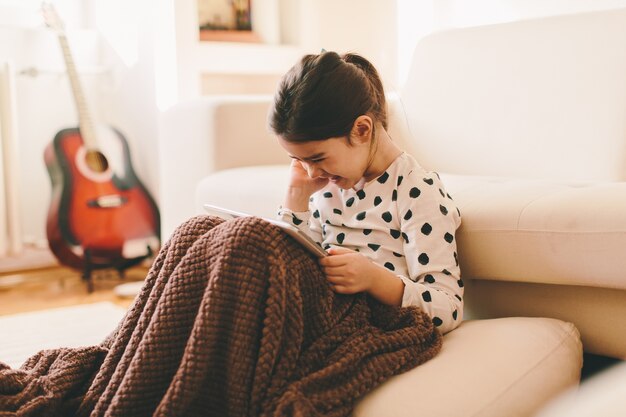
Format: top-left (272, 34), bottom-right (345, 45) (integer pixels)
top-left (160, 8), bottom-right (626, 416)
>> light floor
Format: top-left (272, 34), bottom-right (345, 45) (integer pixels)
top-left (0, 264), bottom-right (146, 316)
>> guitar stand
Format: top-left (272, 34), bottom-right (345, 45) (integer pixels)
top-left (82, 247), bottom-right (153, 293)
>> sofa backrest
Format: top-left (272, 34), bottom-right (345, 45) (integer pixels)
top-left (400, 8), bottom-right (626, 181)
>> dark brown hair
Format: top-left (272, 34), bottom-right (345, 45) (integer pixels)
top-left (269, 51), bottom-right (387, 142)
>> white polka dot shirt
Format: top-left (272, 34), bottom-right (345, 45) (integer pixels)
top-left (278, 153), bottom-right (464, 334)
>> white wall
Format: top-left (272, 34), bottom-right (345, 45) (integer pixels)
top-left (433, 0), bottom-right (626, 29)
top-left (0, 0), bottom-right (101, 246)
top-left (0, 0), bottom-right (162, 247)
top-left (94, 0), bottom-right (161, 203)
top-left (302, 0), bottom-right (399, 90)
top-left (173, 0), bottom-right (400, 102)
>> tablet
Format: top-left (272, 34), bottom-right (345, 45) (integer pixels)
top-left (203, 204), bottom-right (327, 258)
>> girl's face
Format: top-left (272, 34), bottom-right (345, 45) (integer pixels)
top-left (278, 134), bottom-right (373, 190)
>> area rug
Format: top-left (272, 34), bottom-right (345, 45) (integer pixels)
top-left (0, 302), bottom-right (126, 368)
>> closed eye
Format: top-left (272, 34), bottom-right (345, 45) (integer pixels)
top-left (289, 155), bottom-right (325, 164)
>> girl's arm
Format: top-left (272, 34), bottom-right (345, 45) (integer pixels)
top-left (395, 170), bottom-right (463, 334)
top-left (277, 160), bottom-right (326, 245)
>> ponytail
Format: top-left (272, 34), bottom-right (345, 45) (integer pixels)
top-left (269, 51), bottom-right (388, 142)
top-left (340, 53), bottom-right (387, 130)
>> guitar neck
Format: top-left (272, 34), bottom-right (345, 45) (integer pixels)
top-left (57, 32), bottom-right (98, 150)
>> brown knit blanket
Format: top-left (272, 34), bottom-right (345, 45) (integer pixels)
top-left (0, 215), bottom-right (441, 417)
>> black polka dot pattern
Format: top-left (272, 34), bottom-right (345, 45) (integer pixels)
top-left (368, 243), bottom-right (381, 251)
top-left (277, 153), bottom-right (462, 334)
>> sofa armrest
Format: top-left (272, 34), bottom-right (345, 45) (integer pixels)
top-left (158, 95), bottom-right (289, 238)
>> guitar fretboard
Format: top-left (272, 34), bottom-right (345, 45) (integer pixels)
top-left (57, 32), bottom-right (97, 150)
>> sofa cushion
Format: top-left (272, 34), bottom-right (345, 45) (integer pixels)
top-left (354, 317), bottom-right (581, 417)
top-left (445, 174), bottom-right (626, 291)
top-left (401, 8), bottom-right (626, 182)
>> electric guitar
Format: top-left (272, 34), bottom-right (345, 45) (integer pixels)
top-left (42, 3), bottom-right (160, 281)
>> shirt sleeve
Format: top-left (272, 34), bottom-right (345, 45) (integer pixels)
top-left (277, 203), bottom-right (324, 246)
top-left (395, 170), bottom-right (464, 334)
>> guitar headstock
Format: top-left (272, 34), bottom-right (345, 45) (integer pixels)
top-left (41, 2), bottom-right (65, 34)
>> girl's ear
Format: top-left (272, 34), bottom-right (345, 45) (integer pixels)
top-left (350, 115), bottom-right (373, 144)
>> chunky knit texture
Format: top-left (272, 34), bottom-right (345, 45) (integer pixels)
top-left (0, 215), bottom-right (442, 417)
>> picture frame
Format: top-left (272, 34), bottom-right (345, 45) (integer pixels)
top-left (198, 0), bottom-right (260, 43)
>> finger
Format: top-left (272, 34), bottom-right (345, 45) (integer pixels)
top-left (325, 274), bottom-right (345, 285)
top-left (331, 284), bottom-right (347, 294)
top-left (322, 265), bottom-right (344, 276)
top-left (319, 256), bottom-right (348, 267)
top-left (327, 247), bottom-right (353, 256)
top-left (331, 284), bottom-right (357, 294)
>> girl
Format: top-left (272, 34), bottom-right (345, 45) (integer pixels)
top-left (0, 51), bottom-right (450, 417)
top-left (270, 51), bottom-right (463, 334)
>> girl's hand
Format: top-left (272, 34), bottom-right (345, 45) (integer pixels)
top-left (283, 160), bottom-right (329, 211)
top-left (319, 247), bottom-right (378, 294)
top-left (320, 247), bottom-right (406, 305)
top-left (287, 159), bottom-right (329, 193)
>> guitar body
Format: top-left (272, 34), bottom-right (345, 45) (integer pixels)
top-left (44, 126), bottom-right (160, 270)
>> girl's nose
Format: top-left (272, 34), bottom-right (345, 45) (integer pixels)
top-left (304, 163), bottom-right (323, 178)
